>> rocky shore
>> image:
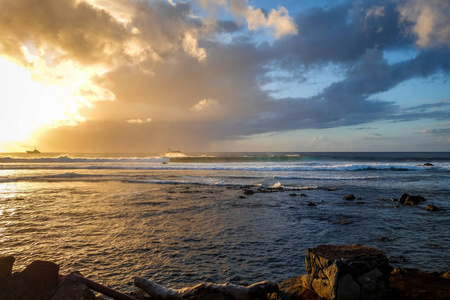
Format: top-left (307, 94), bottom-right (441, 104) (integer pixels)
top-left (1, 245), bottom-right (449, 300)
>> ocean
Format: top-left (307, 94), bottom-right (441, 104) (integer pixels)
top-left (1, 152), bottom-right (449, 292)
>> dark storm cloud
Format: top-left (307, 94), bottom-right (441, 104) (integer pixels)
top-left (272, 1), bottom-right (411, 66)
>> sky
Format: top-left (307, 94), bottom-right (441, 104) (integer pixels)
top-left (0, 0), bottom-right (449, 152)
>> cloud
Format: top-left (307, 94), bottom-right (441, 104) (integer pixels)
top-left (2, 0), bottom-right (450, 151)
top-left (198, 0), bottom-right (297, 39)
top-left (245, 6), bottom-right (298, 38)
top-left (399, 0), bottom-right (450, 47)
top-left (190, 99), bottom-right (220, 111)
top-left (127, 118), bottom-right (152, 124)
top-left (182, 33), bottom-right (207, 62)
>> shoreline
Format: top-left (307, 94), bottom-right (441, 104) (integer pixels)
top-left (2, 245), bottom-right (450, 300)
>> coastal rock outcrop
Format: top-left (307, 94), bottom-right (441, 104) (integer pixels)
top-left (0, 260), bottom-right (59, 300)
top-left (0, 256), bottom-right (15, 281)
top-left (51, 273), bottom-right (96, 300)
top-left (389, 268), bottom-right (450, 300)
top-left (301, 245), bottom-right (391, 300)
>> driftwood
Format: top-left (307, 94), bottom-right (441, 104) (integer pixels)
top-left (71, 273), bottom-right (138, 300)
top-left (134, 276), bottom-right (278, 300)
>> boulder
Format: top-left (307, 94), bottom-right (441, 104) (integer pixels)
top-left (51, 273), bottom-right (96, 300)
top-left (243, 189), bottom-right (254, 195)
top-left (303, 245), bottom-right (391, 300)
top-left (0, 260), bottom-right (59, 300)
top-left (342, 195), bottom-right (355, 200)
top-left (269, 276), bottom-right (323, 300)
top-left (404, 195), bottom-right (426, 206)
top-left (399, 194), bottom-right (426, 205)
top-left (0, 256), bottom-right (15, 280)
top-left (425, 205), bottom-right (439, 211)
top-left (389, 268), bottom-right (450, 300)
top-left (423, 163), bottom-right (434, 167)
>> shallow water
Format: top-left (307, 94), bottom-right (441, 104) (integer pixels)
top-left (1, 152), bottom-right (449, 292)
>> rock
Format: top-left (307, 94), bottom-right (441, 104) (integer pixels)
top-left (303, 245), bottom-right (391, 300)
top-left (51, 273), bottom-right (96, 300)
top-left (342, 194), bottom-right (355, 200)
top-left (0, 260), bottom-right (59, 300)
top-left (405, 195), bottom-right (426, 205)
top-left (301, 194), bottom-right (308, 197)
top-left (269, 276), bottom-right (322, 300)
top-left (390, 198), bottom-right (398, 202)
top-left (307, 202), bottom-right (316, 207)
top-left (289, 193), bottom-right (298, 196)
top-left (0, 256), bottom-right (15, 280)
top-left (425, 205), bottom-right (439, 211)
top-left (399, 194), bottom-right (409, 204)
top-left (389, 268), bottom-right (450, 300)
top-left (423, 163), bottom-right (434, 167)
top-left (243, 189), bottom-right (254, 195)
top-left (399, 194), bottom-right (426, 205)
top-left (442, 270), bottom-right (450, 279)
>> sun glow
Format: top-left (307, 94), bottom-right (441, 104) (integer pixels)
top-left (0, 57), bottom-right (83, 152)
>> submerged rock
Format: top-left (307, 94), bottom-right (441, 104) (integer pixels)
top-left (342, 194), bottom-right (355, 200)
top-left (398, 194), bottom-right (426, 205)
top-left (243, 189), bottom-right (254, 195)
top-left (425, 205), bottom-right (440, 211)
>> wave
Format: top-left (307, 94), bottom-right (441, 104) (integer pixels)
top-left (0, 155), bottom-right (166, 163)
top-left (1, 162), bottom-right (449, 172)
top-left (168, 155), bottom-right (307, 163)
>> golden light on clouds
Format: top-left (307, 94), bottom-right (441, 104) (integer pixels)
top-left (0, 57), bottom-right (94, 152)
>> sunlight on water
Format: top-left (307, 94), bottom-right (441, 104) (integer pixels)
top-left (0, 152), bottom-right (449, 292)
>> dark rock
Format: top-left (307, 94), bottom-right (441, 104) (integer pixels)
top-left (307, 202), bottom-right (316, 207)
top-left (0, 256), bottom-right (15, 281)
top-left (342, 194), bottom-right (355, 200)
top-left (389, 268), bottom-right (450, 300)
top-left (301, 194), bottom-right (308, 197)
top-left (238, 196), bottom-right (246, 199)
top-left (243, 189), bottom-right (254, 195)
top-left (399, 194), bottom-right (426, 205)
top-left (399, 194), bottom-right (409, 204)
top-left (51, 273), bottom-right (96, 300)
top-left (303, 245), bottom-right (390, 300)
top-left (390, 198), bottom-right (398, 202)
top-left (0, 260), bottom-right (59, 300)
top-left (269, 276), bottom-right (322, 300)
top-left (442, 270), bottom-right (450, 280)
top-left (289, 193), bottom-right (298, 197)
top-left (404, 195), bottom-right (426, 206)
top-left (423, 163), bottom-right (434, 167)
top-left (425, 205), bottom-right (439, 211)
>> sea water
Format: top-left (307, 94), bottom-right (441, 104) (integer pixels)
top-left (0, 152), bottom-right (449, 292)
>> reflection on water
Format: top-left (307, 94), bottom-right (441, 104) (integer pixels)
top-left (1, 178), bottom-right (449, 293)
